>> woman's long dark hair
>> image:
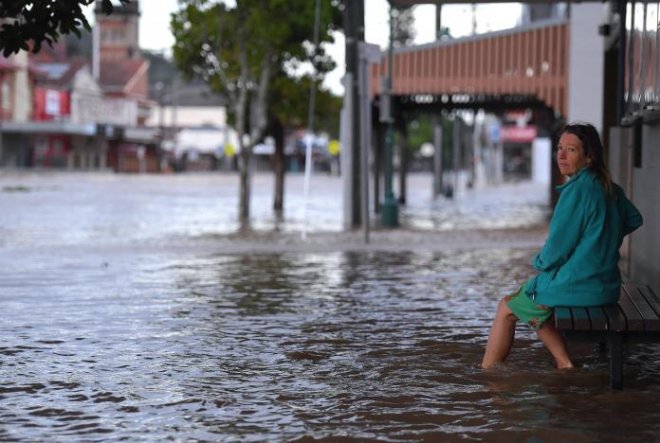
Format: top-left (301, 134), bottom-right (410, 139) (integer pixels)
top-left (560, 122), bottom-right (613, 196)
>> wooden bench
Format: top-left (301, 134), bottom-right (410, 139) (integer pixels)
top-left (554, 282), bottom-right (660, 389)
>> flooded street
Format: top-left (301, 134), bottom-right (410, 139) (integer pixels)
top-left (0, 172), bottom-right (549, 248)
top-left (2, 172), bottom-right (660, 442)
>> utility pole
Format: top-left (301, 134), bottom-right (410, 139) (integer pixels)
top-left (381, 1), bottom-right (399, 227)
top-left (433, 120), bottom-right (443, 197)
top-left (452, 115), bottom-right (461, 198)
top-left (435, 2), bottom-right (442, 39)
top-left (343, 0), bottom-right (365, 228)
top-left (0, 74), bottom-right (4, 165)
top-left (433, 2), bottom-right (444, 198)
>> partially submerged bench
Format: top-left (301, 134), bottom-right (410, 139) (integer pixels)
top-left (555, 282), bottom-right (660, 389)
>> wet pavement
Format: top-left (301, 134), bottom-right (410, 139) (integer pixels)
top-left (0, 171), bottom-right (550, 251)
top-left (1, 171), bottom-right (660, 442)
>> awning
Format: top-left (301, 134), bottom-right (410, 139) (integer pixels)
top-left (1, 120), bottom-right (97, 136)
top-left (1, 121), bottom-right (161, 144)
top-left (0, 58), bottom-right (18, 71)
top-left (123, 126), bottom-right (160, 144)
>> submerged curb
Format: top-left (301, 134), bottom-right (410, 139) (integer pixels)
top-left (1, 227), bottom-right (548, 257)
top-left (198, 227), bottom-right (547, 255)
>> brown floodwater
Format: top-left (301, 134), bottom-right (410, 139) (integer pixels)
top-left (1, 173), bottom-right (659, 441)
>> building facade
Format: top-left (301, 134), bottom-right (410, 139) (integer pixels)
top-left (0, 0), bottom-right (160, 172)
top-left (610, 1), bottom-right (660, 293)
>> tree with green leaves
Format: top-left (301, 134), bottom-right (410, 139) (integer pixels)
top-left (392, 6), bottom-right (416, 48)
top-left (171, 0), bottom-right (341, 224)
top-left (0, 0), bottom-right (128, 56)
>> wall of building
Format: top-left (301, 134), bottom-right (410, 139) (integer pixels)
top-left (11, 52), bottom-right (32, 122)
top-left (567, 4), bottom-right (604, 131)
top-left (630, 122), bottom-right (660, 294)
top-left (146, 106), bottom-right (228, 128)
top-left (0, 134), bottom-right (31, 167)
top-left (98, 15), bottom-right (139, 60)
top-left (72, 94), bottom-right (137, 125)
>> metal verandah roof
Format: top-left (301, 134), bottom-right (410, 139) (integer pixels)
top-left (369, 18), bottom-right (570, 116)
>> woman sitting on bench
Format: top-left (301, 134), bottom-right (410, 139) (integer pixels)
top-left (481, 122), bottom-right (643, 369)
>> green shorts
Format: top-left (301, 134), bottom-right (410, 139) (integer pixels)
top-left (505, 280), bottom-right (553, 330)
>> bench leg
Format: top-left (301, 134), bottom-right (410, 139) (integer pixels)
top-left (609, 332), bottom-right (623, 390)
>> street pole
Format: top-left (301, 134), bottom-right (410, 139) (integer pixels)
top-left (358, 43), bottom-right (370, 243)
top-left (381, 1), bottom-right (399, 227)
top-left (452, 115), bottom-right (461, 197)
top-left (433, 117), bottom-right (443, 197)
top-left (0, 79), bottom-right (3, 166)
top-left (343, 0), bottom-right (364, 228)
top-left (302, 0), bottom-right (322, 240)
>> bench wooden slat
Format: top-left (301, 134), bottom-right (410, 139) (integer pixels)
top-left (638, 285), bottom-right (660, 331)
top-left (555, 307), bottom-right (573, 329)
top-left (623, 283), bottom-right (660, 331)
top-left (603, 304), bottom-right (626, 332)
top-left (552, 283), bottom-right (658, 389)
top-left (586, 306), bottom-right (608, 330)
top-left (641, 284), bottom-right (660, 306)
top-left (572, 307), bottom-right (592, 330)
top-left (619, 288), bottom-right (645, 331)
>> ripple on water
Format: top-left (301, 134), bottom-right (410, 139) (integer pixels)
top-left (3, 249), bottom-right (660, 441)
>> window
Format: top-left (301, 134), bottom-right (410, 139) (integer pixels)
top-left (1, 78), bottom-right (10, 112)
top-left (624, 1), bottom-right (660, 121)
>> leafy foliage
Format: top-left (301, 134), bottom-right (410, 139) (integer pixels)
top-left (0, 0), bottom-right (129, 56)
top-left (407, 114), bottom-right (434, 153)
top-left (270, 74), bottom-right (341, 137)
top-left (171, 0), bottom-right (343, 220)
top-left (171, 0), bottom-right (341, 110)
top-left (392, 7), bottom-right (415, 48)
top-left (408, 113), bottom-right (455, 164)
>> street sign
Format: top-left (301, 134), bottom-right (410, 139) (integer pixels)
top-left (328, 139), bottom-right (340, 156)
top-left (500, 125), bottom-right (537, 143)
top-left (489, 123), bottom-right (500, 143)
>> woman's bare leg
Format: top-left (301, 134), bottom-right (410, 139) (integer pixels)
top-left (482, 298), bottom-right (518, 368)
top-left (536, 321), bottom-right (573, 369)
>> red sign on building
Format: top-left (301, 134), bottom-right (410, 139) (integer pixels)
top-left (500, 125), bottom-right (537, 143)
top-left (33, 87), bottom-right (70, 120)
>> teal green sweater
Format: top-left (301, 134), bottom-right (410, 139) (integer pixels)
top-left (527, 168), bottom-right (643, 307)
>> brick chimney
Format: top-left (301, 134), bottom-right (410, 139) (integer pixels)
top-left (94, 0), bottom-right (140, 62)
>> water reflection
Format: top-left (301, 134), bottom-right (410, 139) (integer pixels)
top-left (4, 248), bottom-right (660, 440)
top-left (1, 173), bottom-right (659, 441)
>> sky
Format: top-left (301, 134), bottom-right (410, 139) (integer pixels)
top-left (90, 1), bottom-right (523, 94)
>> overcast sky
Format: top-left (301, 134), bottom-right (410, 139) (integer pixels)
top-left (88, 1), bottom-right (523, 94)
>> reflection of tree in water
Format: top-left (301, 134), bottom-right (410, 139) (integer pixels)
top-left (213, 254), bottom-right (301, 317)
top-left (173, 249), bottom-right (534, 321)
top-left (339, 251), bottom-right (418, 288)
top-left (338, 252), bottom-right (364, 287)
top-left (197, 253), bottom-right (366, 317)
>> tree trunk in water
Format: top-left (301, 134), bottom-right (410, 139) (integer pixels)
top-left (273, 120), bottom-right (285, 213)
top-left (239, 149), bottom-right (251, 226)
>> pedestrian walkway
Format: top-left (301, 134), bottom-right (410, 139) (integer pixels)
top-left (0, 171), bottom-right (549, 254)
top-left (400, 174), bottom-right (550, 232)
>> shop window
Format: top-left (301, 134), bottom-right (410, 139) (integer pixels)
top-left (624, 1), bottom-right (660, 121)
top-left (1, 79), bottom-right (10, 112)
